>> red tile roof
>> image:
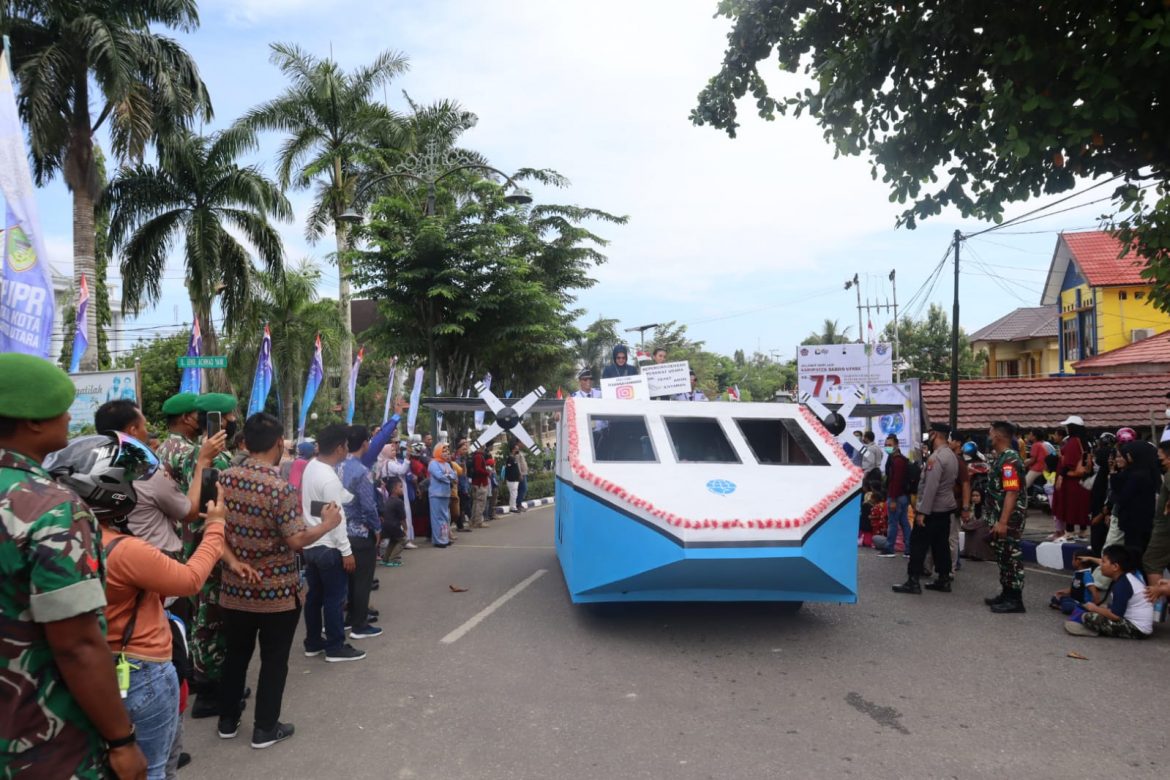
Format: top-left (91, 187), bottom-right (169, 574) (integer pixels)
top-left (1074, 330), bottom-right (1170, 370)
top-left (1063, 230), bottom-right (1147, 287)
top-left (921, 374), bottom-right (1170, 431)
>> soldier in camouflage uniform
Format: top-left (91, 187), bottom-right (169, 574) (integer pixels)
top-left (984, 420), bottom-right (1028, 614)
top-left (0, 354), bottom-right (146, 779)
top-left (155, 392), bottom-right (201, 496)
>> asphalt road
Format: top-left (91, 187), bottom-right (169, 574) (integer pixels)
top-left (182, 506), bottom-right (1169, 780)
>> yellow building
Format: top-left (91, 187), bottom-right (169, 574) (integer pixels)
top-left (970, 306), bottom-right (1059, 378)
top-left (1040, 230), bottom-right (1170, 374)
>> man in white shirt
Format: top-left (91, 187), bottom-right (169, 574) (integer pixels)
top-left (299, 424), bottom-right (364, 663)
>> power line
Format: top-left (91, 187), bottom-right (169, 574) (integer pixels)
top-left (963, 175), bottom-right (1123, 239)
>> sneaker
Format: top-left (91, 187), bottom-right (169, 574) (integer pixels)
top-left (251, 722), bottom-right (295, 749)
top-left (383, 559), bottom-right (403, 567)
top-left (404, 542), bottom-right (418, 550)
top-left (217, 717), bottom-right (240, 739)
top-left (304, 645), bottom-right (324, 658)
top-left (350, 625), bottom-right (383, 640)
top-left (1064, 620), bottom-right (1096, 636)
top-left (325, 643), bottom-right (367, 663)
top-left (368, 607), bottom-right (379, 618)
top-left (876, 551), bottom-right (897, 558)
top-left (901, 553), bottom-right (910, 558)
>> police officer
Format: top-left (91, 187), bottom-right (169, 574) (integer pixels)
top-left (984, 420), bottom-right (1028, 613)
top-left (0, 354), bottom-right (147, 779)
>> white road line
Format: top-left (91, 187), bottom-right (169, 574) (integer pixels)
top-left (440, 569), bottom-right (548, 644)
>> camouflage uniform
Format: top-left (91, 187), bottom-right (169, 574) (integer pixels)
top-left (155, 432), bottom-right (196, 495)
top-left (986, 448), bottom-right (1027, 592)
top-left (183, 449), bottom-right (233, 694)
top-left (0, 449), bottom-right (108, 778)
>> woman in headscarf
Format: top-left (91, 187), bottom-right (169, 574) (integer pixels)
top-left (1054, 416), bottom-right (1093, 541)
top-left (427, 443), bottom-right (456, 547)
top-left (1116, 440), bottom-right (1157, 553)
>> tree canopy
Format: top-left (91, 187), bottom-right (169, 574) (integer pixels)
top-left (882, 304), bottom-right (986, 381)
top-left (693, 2), bottom-right (1170, 306)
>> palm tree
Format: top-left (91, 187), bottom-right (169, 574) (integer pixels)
top-left (571, 317), bottom-right (621, 377)
top-left (6, 0), bottom-right (212, 370)
top-left (240, 42), bottom-right (408, 411)
top-left (228, 262), bottom-right (344, 436)
top-left (104, 127), bottom-right (290, 389)
top-left (802, 319), bottom-right (853, 345)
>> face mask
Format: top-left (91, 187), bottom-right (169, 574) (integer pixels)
top-left (225, 419), bottom-right (239, 440)
top-left (884, 446), bottom-right (894, 455)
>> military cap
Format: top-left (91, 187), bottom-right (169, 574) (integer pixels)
top-left (929, 421), bottom-right (952, 435)
top-left (194, 393), bottom-right (237, 413)
top-left (0, 354), bottom-right (75, 419)
top-left (577, 368), bottom-right (592, 380)
top-left (161, 392), bottom-right (199, 415)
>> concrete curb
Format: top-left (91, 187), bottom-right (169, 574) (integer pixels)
top-left (495, 496), bottom-right (555, 515)
top-left (1020, 539), bottom-right (1088, 572)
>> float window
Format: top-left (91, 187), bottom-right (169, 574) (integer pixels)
top-left (588, 416), bottom-right (657, 462)
top-left (735, 418), bottom-right (829, 466)
top-left (663, 418), bottom-right (740, 463)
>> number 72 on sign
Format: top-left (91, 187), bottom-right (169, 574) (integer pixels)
top-left (805, 374), bottom-right (842, 396)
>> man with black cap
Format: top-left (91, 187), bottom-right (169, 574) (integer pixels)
top-left (572, 368), bottom-right (601, 399)
top-left (0, 354), bottom-right (147, 779)
top-left (894, 421), bottom-right (959, 595)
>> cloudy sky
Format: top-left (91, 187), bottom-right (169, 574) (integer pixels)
top-left (32, 0), bottom-right (1110, 361)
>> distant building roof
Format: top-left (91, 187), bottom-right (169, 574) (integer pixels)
top-left (351, 299), bottom-right (383, 336)
top-left (969, 306), bottom-right (1058, 342)
top-left (921, 373), bottom-right (1170, 431)
top-left (1073, 329), bottom-right (1170, 371)
top-left (1041, 230), bottom-right (1149, 304)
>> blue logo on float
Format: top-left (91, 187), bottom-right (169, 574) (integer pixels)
top-left (706, 479), bottom-right (736, 496)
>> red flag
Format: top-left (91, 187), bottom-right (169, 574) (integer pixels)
top-left (556, 387), bottom-right (564, 400)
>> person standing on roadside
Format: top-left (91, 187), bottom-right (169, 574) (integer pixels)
top-left (878, 435), bottom-right (911, 558)
top-left (428, 443), bottom-right (456, 547)
top-left (515, 443), bottom-right (529, 511)
top-left (338, 426), bottom-right (383, 641)
top-left (0, 354), bottom-right (147, 780)
top-left (984, 421), bottom-right (1028, 614)
top-left (470, 445), bottom-right (494, 529)
top-left (893, 422), bottom-right (958, 595)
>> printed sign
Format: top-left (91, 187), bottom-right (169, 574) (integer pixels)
top-left (68, 370), bottom-right (140, 434)
top-left (641, 360), bottom-right (690, 397)
top-left (837, 380), bottom-right (921, 454)
top-left (601, 375), bottom-right (650, 401)
top-left (796, 343), bottom-right (893, 398)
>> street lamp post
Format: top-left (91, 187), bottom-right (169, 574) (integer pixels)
top-left (337, 140), bottom-right (534, 442)
top-left (624, 323), bottom-right (660, 352)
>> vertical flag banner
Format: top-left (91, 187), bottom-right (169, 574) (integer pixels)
top-left (728, 385), bottom-right (741, 401)
top-left (346, 346), bottom-right (364, 424)
top-left (381, 356), bottom-right (398, 424)
top-left (298, 333), bottom-right (324, 439)
top-left (68, 275), bottom-right (89, 373)
top-left (474, 373), bottom-right (492, 429)
top-left (247, 324), bottom-right (274, 417)
top-left (435, 381), bottom-right (444, 433)
top-left (406, 367), bottom-right (424, 436)
top-left (0, 50), bottom-right (54, 357)
top-left (179, 317), bottom-right (203, 394)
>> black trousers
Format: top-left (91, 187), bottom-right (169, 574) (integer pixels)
top-left (908, 511), bottom-right (953, 579)
top-left (219, 605), bottom-right (301, 731)
top-left (346, 535), bottom-right (377, 629)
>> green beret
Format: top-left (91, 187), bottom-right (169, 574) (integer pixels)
top-left (161, 392), bottom-right (198, 415)
top-left (0, 354), bottom-right (75, 420)
top-left (195, 393), bottom-right (237, 414)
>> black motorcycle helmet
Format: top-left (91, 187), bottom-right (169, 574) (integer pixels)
top-left (44, 432), bottom-right (159, 527)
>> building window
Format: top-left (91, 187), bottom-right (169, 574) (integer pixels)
top-left (1135, 291), bottom-right (1144, 300)
top-left (996, 360), bottom-right (1020, 378)
top-left (1062, 317), bottom-right (1080, 362)
top-left (1119, 291), bottom-right (1128, 300)
top-left (589, 416), bottom-right (657, 462)
top-left (1079, 309), bottom-right (1096, 356)
top-left (663, 417), bottom-right (740, 464)
top-left (735, 418), bottom-right (829, 466)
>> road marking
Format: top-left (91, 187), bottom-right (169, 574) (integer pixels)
top-left (452, 544), bottom-right (555, 550)
top-left (440, 569), bottom-right (548, 644)
top-left (1024, 565), bottom-right (1067, 579)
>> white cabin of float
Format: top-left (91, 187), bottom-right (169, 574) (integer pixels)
top-left (557, 398), bottom-right (865, 545)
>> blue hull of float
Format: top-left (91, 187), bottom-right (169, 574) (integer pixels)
top-left (553, 480), bottom-right (860, 604)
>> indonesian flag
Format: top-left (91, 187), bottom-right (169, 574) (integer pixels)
top-left (556, 387), bottom-right (564, 400)
top-left (636, 349), bottom-right (652, 363)
top-left (728, 385), bottom-right (740, 401)
top-left (867, 318), bottom-right (875, 345)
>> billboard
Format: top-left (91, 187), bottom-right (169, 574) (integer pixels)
top-left (68, 369), bottom-right (140, 434)
top-left (796, 343), bottom-right (893, 398)
top-left (839, 380), bottom-right (922, 454)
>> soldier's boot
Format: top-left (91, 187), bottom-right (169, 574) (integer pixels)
top-left (923, 575), bottom-right (952, 593)
top-left (989, 589), bottom-right (1027, 613)
top-left (983, 589), bottom-right (1008, 606)
top-left (891, 576), bottom-right (922, 595)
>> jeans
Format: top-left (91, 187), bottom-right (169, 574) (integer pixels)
top-left (429, 494), bottom-right (451, 545)
top-left (220, 606), bottom-right (301, 732)
top-left (303, 545), bottom-right (348, 653)
top-left (346, 535), bottom-right (377, 629)
top-left (908, 511), bottom-right (953, 579)
top-left (517, 476), bottom-right (528, 506)
top-left (124, 659), bottom-right (180, 780)
top-left (884, 496), bottom-right (910, 553)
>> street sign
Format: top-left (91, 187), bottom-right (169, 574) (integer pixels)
top-left (177, 356), bottom-right (227, 369)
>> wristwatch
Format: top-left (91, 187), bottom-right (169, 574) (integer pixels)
top-left (106, 725), bottom-right (136, 749)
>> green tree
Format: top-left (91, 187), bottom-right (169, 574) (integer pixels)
top-left (226, 262), bottom-right (344, 437)
top-left (241, 43), bottom-right (408, 411)
top-left (693, 3), bottom-right (1170, 308)
top-left (105, 128), bottom-right (290, 390)
top-left (6, 0), bottom-right (211, 370)
top-left (801, 319), bottom-right (853, 346)
top-left (115, 332), bottom-right (188, 425)
top-left (882, 304), bottom-right (986, 381)
top-left (571, 316), bottom-right (620, 378)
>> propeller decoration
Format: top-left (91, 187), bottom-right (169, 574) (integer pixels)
top-left (799, 385), bottom-right (865, 440)
top-left (470, 382), bottom-right (547, 455)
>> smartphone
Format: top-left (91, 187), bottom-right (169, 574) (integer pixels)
top-left (309, 500), bottom-right (327, 518)
top-left (199, 468), bottom-right (219, 512)
top-left (205, 411), bottom-right (222, 438)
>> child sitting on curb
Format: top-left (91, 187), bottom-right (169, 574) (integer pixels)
top-left (1064, 545), bottom-right (1154, 639)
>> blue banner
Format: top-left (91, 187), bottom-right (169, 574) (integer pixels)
top-left (68, 275), bottom-right (89, 373)
top-left (406, 367), bottom-right (423, 436)
top-left (345, 346), bottom-right (364, 424)
top-left (179, 317), bottom-right (202, 394)
top-left (298, 333), bottom-right (324, 439)
top-left (247, 324), bottom-right (274, 417)
top-left (381, 356), bottom-right (398, 425)
top-left (0, 52), bottom-right (54, 357)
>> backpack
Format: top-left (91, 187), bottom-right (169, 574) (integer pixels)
top-left (906, 459), bottom-right (922, 494)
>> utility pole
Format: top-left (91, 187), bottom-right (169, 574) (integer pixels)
top-left (889, 269), bottom-right (900, 382)
top-left (625, 323), bottom-right (660, 351)
top-left (844, 274), bottom-right (862, 341)
top-left (949, 230), bottom-right (962, 433)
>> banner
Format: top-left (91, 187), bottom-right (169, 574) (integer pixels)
top-left (406, 367), bottom-right (424, 436)
top-left (0, 51), bottom-right (54, 357)
top-left (298, 333), bottom-right (324, 439)
top-left (247, 324), bottom-right (274, 417)
top-left (68, 275), bottom-right (89, 373)
top-left (381, 356), bottom-right (398, 425)
top-left (836, 380), bottom-right (922, 454)
top-left (474, 373), bottom-right (491, 430)
top-left (796, 342), bottom-right (893, 398)
top-left (179, 317), bottom-right (203, 394)
top-left (68, 369), bottom-right (140, 434)
top-left (346, 345), bottom-right (364, 424)
top-left (601, 375), bottom-right (650, 400)
top-left (435, 381), bottom-right (444, 433)
top-left (641, 360), bottom-right (690, 397)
